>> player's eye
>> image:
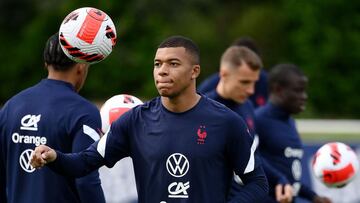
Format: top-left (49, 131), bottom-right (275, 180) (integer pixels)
top-left (154, 62), bottom-right (161, 68)
top-left (170, 62), bottom-right (179, 67)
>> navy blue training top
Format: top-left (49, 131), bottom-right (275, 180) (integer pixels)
top-left (205, 90), bottom-right (288, 199)
top-left (50, 96), bottom-right (269, 203)
top-left (0, 79), bottom-right (105, 203)
top-left (255, 102), bottom-right (317, 201)
top-left (198, 70), bottom-right (268, 108)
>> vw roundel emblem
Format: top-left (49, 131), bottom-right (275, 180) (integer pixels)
top-left (166, 153), bottom-right (189, 178)
top-left (19, 149), bottom-right (35, 173)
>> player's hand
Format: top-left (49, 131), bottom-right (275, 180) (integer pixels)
top-left (313, 196), bottom-right (332, 203)
top-left (30, 145), bottom-right (57, 169)
top-left (275, 184), bottom-right (293, 203)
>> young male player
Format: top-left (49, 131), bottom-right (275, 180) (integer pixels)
top-left (31, 35), bottom-right (269, 202)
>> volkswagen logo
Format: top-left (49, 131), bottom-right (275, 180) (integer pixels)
top-left (19, 149), bottom-right (35, 173)
top-left (166, 153), bottom-right (189, 178)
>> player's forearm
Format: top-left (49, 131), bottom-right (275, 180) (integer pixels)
top-left (47, 149), bottom-right (104, 177)
top-left (228, 167), bottom-right (269, 203)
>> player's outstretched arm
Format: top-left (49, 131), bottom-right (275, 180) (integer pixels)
top-left (31, 145), bottom-right (57, 168)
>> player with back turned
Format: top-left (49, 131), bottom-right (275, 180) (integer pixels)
top-left (0, 33), bottom-right (105, 203)
top-left (31, 35), bottom-right (269, 203)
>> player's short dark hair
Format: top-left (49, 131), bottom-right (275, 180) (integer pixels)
top-left (158, 35), bottom-right (200, 65)
top-left (268, 63), bottom-right (305, 90)
top-left (43, 32), bottom-right (76, 71)
top-left (221, 46), bottom-right (263, 71)
top-left (231, 36), bottom-right (260, 56)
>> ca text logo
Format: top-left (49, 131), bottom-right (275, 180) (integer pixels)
top-left (20, 114), bottom-right (41, 131)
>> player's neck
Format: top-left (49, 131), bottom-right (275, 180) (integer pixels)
top-left (161, 91), bottom-right (201, 113)
top-left (216, 81), bottom-right (229, 99)
top-left (47, 70), bottom-right (77, 90)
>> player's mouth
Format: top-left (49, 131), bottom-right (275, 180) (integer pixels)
top-left (156, 80), bottom-right (173, 88)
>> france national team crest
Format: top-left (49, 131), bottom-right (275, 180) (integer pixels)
top-left (166, 153), bottom-right (190, 199)
top-left (197, 125), bottom-right (207, 144)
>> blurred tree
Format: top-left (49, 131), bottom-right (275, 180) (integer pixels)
top-left (0, 0), bottom-right (358, 118)
top-left (282, 0), bottom-right (360, 117)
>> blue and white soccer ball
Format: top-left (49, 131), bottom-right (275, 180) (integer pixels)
top-left (59, 7), bottom-right (117, 64)
top-left (100, 94), bottom-right (143, 133)
top-left (312, 142), bottom-right (359, 188)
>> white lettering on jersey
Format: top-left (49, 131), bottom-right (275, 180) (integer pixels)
top-left (19, 149), bottom-right (35, 173)
top-left (83, 125), bottom-right (100, 141)
top-left (12, 133), bottom-right (47, 146)
top-left (168, 181), bottom-right (190, 198)
top-left (284, 147), bottom-right (303, 158)
top-left (292, 182), bottom-right (301, 196)
top-left (166, 153), bottom-right (189, 178)
top-left (292, 159), bottom-right (302, 181)
top-left (20, 114), bottom-right (41, 131)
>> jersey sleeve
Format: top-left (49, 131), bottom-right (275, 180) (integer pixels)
top-left (69, 106), bottom-right (105, 203)
top-left (0, 106), bottom-right (7, 203)
top-left (48, 109), bottom-right (132, 177)
top-left (226, 115), bottom-right (269, 202)
top-left (226, 115), bottom-right (255, 175)
top-left (96, 110), bottom-right (132, 167)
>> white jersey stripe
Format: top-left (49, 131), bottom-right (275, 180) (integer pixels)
top-left (83, 125), bottom-right (100, 141)
top-left (244, 134), bottom-right (259, 174)
top-left (97, 129), bottom-right (109, 158)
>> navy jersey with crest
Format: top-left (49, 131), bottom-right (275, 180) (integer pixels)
top-left (205, 90), bottom-right (288, 201)
top-left (255, 102), bottom-right (317, 201)
top-left (50, 96), bottom-right (268, 203)
top-left (198, 70), bottom-right (268, 108)
top-left (0, 79), bottom-right (105, 203)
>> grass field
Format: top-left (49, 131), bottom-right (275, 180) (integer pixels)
top-left (301, 133), bottom-right (360, 143)
top-left (297, 119), bottom-right (360, 144)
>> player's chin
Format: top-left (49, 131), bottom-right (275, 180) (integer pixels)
top-left (157, 88), bottom-right (172, 97)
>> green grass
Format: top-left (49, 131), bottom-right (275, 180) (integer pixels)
top-left (301, 133), bottom-right (360, 143)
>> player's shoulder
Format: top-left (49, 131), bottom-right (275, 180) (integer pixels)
top-left (201, 95), bottom-right (242, 121)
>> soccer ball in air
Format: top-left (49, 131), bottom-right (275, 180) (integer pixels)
top-left (312, 142), bottom-right (359, 188)
top-left (100, 94), bottom-right (143, 133)
top-left (59, 7), bottom-right (117, 64)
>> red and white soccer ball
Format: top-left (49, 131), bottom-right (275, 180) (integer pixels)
top-left (312, 142), bottom-right (359, 188)
top-left (100, 94), bottom-right (143, 133)
top-left (59, 7), bottom-right (117, 64)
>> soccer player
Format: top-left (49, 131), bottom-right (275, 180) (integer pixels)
top-left (205, 45), bottom-right (293, 203)
top-left (255, 64), bottom-right (332, 203)
top-left (31, 35), bottom-right (269, 202)
top-left (0, 33), bottom-right (105, 203)
top-left (198, 36), bottom-right (268, 108)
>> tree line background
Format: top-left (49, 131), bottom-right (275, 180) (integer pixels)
top-left (0, 0), bottom-right (359, 118)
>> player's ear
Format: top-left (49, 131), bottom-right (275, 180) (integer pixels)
top-left (273, 83), bottom-right (285, 97)
top-left (76, 63), bottom-right (89, 75)
top-left (191, 65), bottom-right (200, 79)
top-left (219, 66), bottom-right (229, 78)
